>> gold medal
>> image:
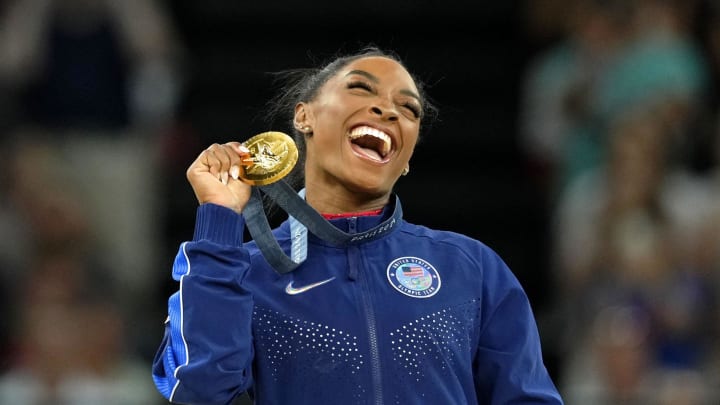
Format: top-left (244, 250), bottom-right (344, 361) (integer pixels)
top-left (239, 131), bottom-right (298, 186)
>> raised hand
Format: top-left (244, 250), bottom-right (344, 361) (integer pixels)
top-left (186, 142), bottom-right (253, 213)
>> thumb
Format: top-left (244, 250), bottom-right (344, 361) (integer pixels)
top-left (226, 176), bottom-right (253, 213)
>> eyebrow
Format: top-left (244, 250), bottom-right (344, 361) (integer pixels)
top-left (345, 69), bottom-right (421, 103)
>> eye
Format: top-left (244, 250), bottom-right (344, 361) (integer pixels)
top-left (401, 102), bottom-right (422, 119)
top-left (347, 80), bottom-right (374, 92)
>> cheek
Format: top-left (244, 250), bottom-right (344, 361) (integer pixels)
top-left (311, 93), bottom-right (350, 127)
top-left (400, 127), bottom-right (420, 157)
top-left (307, 131), bottom-right (345, 165)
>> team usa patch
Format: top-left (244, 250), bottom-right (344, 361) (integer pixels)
top-left (386, 257), bottom-right (441, 298)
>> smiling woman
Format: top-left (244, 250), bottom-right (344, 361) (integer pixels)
top-left (296, 55), bottom-right (423, 208)
top-left (151, 46), bottom-right (564, 405)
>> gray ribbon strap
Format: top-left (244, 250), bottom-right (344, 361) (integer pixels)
top-left (243, 181), bottom-right (402, 274)
top-left (261, 180), bottom-right (402, 245)
top-left (243, 187), bottom-right (300, 273)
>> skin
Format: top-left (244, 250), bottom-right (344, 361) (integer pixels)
top-left (187, 56), bottom-right (421, 215)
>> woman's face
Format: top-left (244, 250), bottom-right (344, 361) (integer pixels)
top-left (298, 56), bottom-right (422, 199)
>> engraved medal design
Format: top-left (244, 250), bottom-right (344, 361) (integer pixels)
top-left (239, 131), bottom-right (299, 186)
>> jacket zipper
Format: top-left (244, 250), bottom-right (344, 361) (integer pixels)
top-left (348, 218), bottom-right (383, 404)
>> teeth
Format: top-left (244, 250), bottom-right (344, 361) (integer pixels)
top-left (349, 126), bottom-right (391, 156)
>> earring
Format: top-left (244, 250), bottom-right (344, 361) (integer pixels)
top-left (402, 167), bottom-right (409, 176)
top-left (303, 126), bottom-right (311, 133)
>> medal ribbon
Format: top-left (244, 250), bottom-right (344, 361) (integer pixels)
top-left (243, 180), bottom-right (403, 273)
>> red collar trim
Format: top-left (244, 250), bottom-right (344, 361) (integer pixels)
top-left (321, 208), bottom-right (383, 220)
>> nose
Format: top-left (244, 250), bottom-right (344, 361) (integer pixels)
top-left (370, 104), bottom-right (398, 121)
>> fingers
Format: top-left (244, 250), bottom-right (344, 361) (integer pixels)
top-left (184, 141), bottom-right (254, 212)
top-left (202, 142), bottom-right (251, 185)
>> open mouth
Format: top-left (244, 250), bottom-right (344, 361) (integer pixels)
top-left (348, 125), bottom-right (393, 162)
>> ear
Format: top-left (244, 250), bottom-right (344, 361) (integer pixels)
top-left (294, 103), bottom-right (311, 132)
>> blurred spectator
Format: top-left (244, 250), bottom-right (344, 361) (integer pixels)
top-left (0, 0), bottom-right (183, 399)
top-left (0, 149), bottom-right (161, 402)
top-left (550, 107), bottom-right (670, 296)
top-left (0, 249), bottom-right (161, 404)
top-left (561, 303), bottom-right (718, 405)
top-left (522, 0), bottom-right (720, 402)
top-left (0, 0), bottom-right (183, 314)
top-left (0, 0), bottom-right (181, 130)
top-left (520, 0), bottom-right (709, 198)
top-left (592, 0), bottom-right (708, 169)
top-left (519, 0), bottom-right (635, 196)
top-left (561, 305), bottom-right (717, 404)
top-left (560, 304), bottom-right (656, 404)
top-left (547, 103), bottom-right (720, 402)
top-left (653, 368), bottom-right (714, 405)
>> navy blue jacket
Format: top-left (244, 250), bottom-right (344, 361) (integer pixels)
top-left (152, 202), bottom-right (563, 404)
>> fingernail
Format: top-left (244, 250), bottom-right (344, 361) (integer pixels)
top-left (230, 165), bottom-right (239, 180)
top-left (221, 171), bottom-right (229, 185)
top-left (239, 145), bottom-right (250, 153)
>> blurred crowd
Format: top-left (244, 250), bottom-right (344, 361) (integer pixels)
top-left (0, 0), bottom-right (181, 403)
top-left (0, 0), bottom-right (719, 404)
top-left (522, 0), bottom-right (720, 403)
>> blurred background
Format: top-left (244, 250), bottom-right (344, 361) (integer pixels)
top-left (0, 0), bottom-right (718, 404)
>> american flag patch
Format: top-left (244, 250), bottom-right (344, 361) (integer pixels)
top-left (402, 265), bottom-right (424, 277)
top-left (386, 257), bottom-right (441, 298)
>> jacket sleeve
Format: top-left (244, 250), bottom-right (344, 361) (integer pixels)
top-left (152, 203), bottom-right (254, 405)
top-left (473, 248), bottom-right (564, 404)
